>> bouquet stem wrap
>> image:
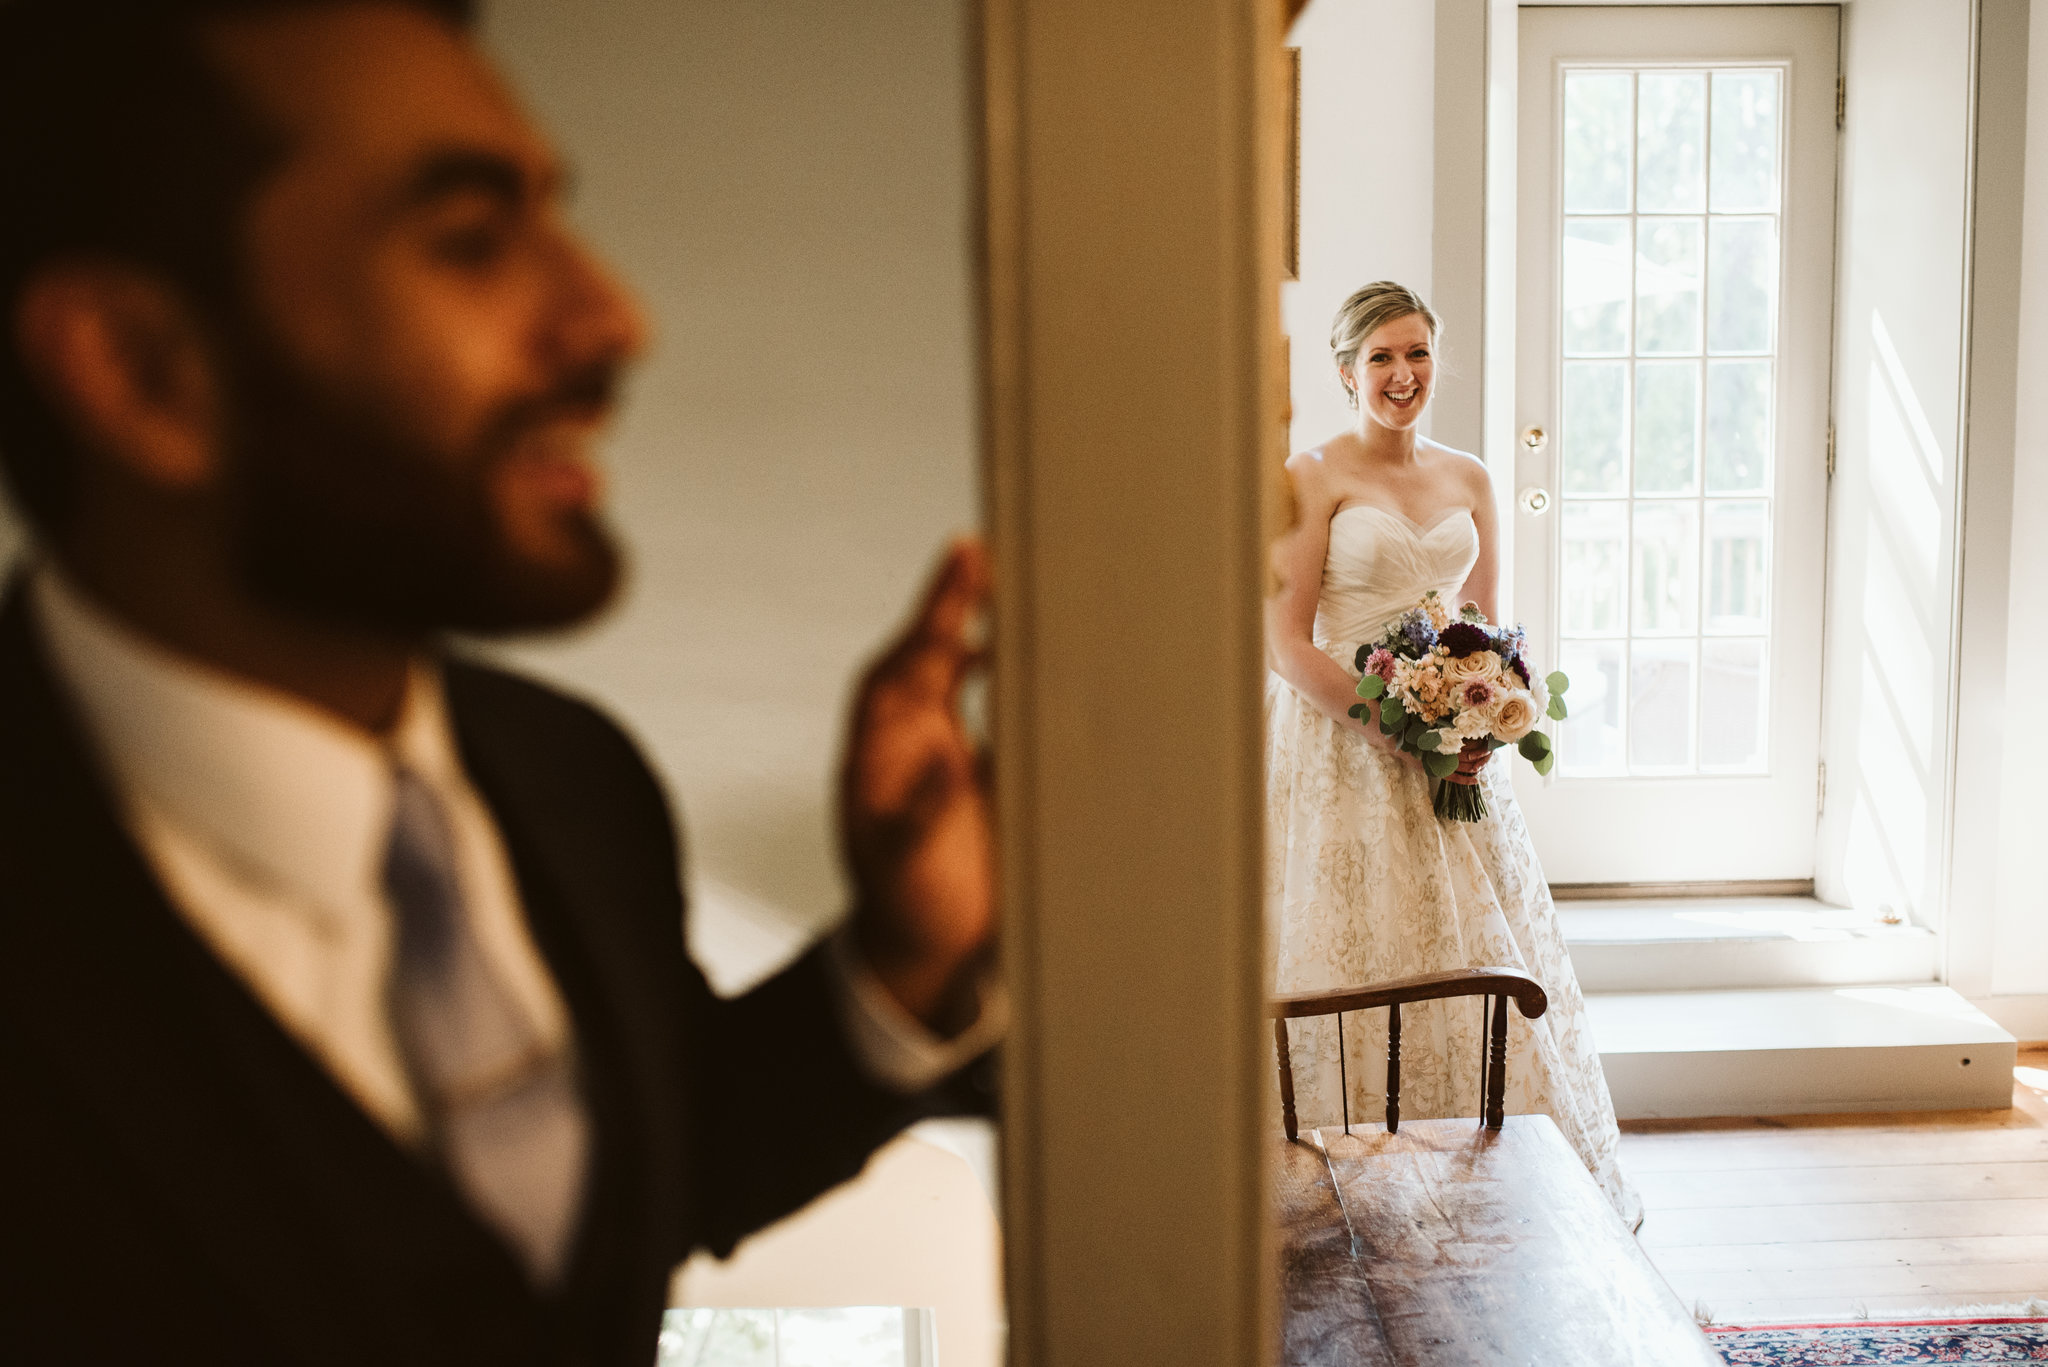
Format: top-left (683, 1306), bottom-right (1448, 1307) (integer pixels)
top-left (1433, 777), bottom-right (1489, 823)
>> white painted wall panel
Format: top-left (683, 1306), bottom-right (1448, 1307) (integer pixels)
top-left (1989, 0), bottom-right (2048, 994)
top-left (1817, 0), bottom-right (1974, 926)
top-left (1285, 0), bottom-right (1440, 454)
top-left (481, 1), bottom-right (980, 945)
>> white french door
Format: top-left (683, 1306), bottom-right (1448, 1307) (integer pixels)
top-left (1510, 6), bottom-right (1838, 885)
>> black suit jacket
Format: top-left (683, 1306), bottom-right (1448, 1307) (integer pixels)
top-left (0, 590), bottom-right (941, 1365)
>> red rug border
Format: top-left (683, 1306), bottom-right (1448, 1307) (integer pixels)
top-left (1706, 1316), bottom-right (2048, 1335)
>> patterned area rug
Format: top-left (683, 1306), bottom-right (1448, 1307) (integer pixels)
top-left (1708, 1318), bottom-right (2048, 1364)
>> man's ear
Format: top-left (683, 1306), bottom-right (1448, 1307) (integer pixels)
top-left (13, 261), bottom-right (224, 492)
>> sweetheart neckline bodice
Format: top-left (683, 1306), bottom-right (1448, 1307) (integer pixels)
top-left (1312, 502), bottom-right (1481, 651)
top-left (1330, 502), bottom-right (1475, 537)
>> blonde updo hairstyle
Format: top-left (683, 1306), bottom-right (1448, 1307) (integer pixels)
top-left (1330, 281), bottom-right (1441, 410)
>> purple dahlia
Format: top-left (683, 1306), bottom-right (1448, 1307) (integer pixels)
top-left (1438, 621), bottom-right (1491, 657)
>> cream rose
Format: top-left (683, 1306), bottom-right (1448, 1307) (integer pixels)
top-left (1490, 690), bottom-right (1540, 742)
top-left (1445, 650), bottom-right (1503, 685)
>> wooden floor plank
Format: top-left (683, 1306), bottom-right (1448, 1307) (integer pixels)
top-left (1637, 1160), bottom-right (2048, 1208)
top-left (1621, 1128), bottom-right (2048, 1173)
top-left (1673, 1261), bottom-right (2048, 1300)
top-left (1640, 1198), bottom-right (2048, 1247)
top-left (1652, 1234), bottom-right (2048, 1273)
top-left (1619, 1051), bottom-right (2048, 1322)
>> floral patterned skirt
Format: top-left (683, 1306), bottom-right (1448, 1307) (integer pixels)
top-left (1265, 672), bottom-right (1641, 1225)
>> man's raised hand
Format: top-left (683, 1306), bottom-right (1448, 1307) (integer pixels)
top-left (842, 538), bottom-right (996, 1032)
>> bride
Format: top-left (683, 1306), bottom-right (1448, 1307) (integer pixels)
top-left (1265, 281), bottom-right (1639, 1224)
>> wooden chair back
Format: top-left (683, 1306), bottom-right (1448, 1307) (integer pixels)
top-left (1269, 968), bottom-right (1549, 1140)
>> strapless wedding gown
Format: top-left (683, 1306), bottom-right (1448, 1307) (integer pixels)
top-left (1266, 503), bottom-right (1639, 1224)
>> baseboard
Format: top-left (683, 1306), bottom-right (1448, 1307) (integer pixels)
top-left (1552, 878), bottom-right (1817, 900)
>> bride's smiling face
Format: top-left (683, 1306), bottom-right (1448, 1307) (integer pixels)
top-left (1347, 313), bottom-right (1435, 432)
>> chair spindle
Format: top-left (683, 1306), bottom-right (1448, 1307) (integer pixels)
top-left (1485, 992), bottom-right (1509, 1130)
top-left (1336, 1011), bottom-right (1350, 1135)
top-left (1384, 1002), bottom-right (1401, 1133)
top-left (1274, 1018), bottom-right (1299, 1142)
top-left (1478, 995), bottom-right (1492, 1128)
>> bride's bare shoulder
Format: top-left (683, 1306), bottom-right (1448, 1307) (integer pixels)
top-left (1285, 432), bottom-right (1360, 499)
top-left (1421, 438), bottom-right (1493, 492)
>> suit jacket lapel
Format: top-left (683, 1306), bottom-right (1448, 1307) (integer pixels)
top-left (0, 593), bottom-right (546, 1365)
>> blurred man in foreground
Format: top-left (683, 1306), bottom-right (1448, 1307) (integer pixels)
top-left (0, 1), bottom-right (998, 1361)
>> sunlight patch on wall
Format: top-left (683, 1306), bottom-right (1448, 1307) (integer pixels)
top-left (1829, 307), bottom-right (1954, 924)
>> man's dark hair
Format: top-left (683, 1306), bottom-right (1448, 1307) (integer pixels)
top-left (0, 0), bottom-right (477, 532)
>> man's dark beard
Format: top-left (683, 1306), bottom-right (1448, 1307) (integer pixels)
top-left (222, 339), bottom-right (624, 638)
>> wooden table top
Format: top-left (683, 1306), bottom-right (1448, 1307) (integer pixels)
top-left (1274, 1115), bottom-right (1723, 1366)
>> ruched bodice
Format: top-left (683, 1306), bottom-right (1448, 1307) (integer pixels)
top-left (1313, 504), bottom-right (1481, 651)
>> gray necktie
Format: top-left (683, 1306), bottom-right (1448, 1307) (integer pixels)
top-left (383, 765), bottom-right (590, 1285)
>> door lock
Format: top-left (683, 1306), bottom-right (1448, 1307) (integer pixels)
top-left (1521, 426), bottom-right (1548, 451)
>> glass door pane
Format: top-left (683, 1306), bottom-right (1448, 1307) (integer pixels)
top-left (1555, 64), bottom-right (1783, 778)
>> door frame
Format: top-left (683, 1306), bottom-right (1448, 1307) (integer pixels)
top-left (1506, 4), bottom-right (1841, 886)
top-left (979, 1), bottom-right (1281, 1361)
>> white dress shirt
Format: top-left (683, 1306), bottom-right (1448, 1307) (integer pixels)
top-left (30, 565), bottom-right (995, 1162)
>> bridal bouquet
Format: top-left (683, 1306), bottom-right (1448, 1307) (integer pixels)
top-left (1349, 591), bottom-right (1569, 822)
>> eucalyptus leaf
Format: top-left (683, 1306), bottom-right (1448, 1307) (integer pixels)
top-left (1381, 698), bottom-right (1407, 732)
top-left (1533, 750), bottom-right (1556, 776)
top-left (1547, 694), bottom-right (1569, 721)
top-left (1545, 670), bottom-right (1569, 697)
top-left (1423, 750), bottom-right (1460, 778)
top-left (1349, 703), bottom-right (1368, 719)
top-left (1405, 717), bottom-right (1431, 746)
top-left (1356, 674), bottom-right (1387, 701)
top-left (1517, 731), bottom-right (1551, 762)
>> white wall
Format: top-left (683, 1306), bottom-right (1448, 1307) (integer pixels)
top-left (1989, 0), bottom-right (2048, 997)
top-left (481, 1), bottom-right (981, 947)
top-left (1285, 0), bottom-right (1438, 454)
top-left (1814, 0), bottom-right (1975, 927)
